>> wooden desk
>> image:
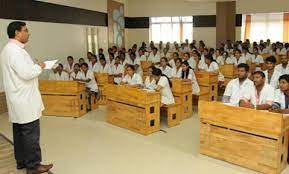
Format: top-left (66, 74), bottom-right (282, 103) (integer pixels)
top-left (39, 80), bottom-right (87, 117)
top-left (219, 64), bottom-right (237, 86)
top-left (106, 85), bottom-right (161, 135)
top-left (195, 72), bottom-right (218, 101)
top-left (94, 73), bottom-right (114, 105)
top-left (199, 101), bottom-right (289, 174)
top-left (171, 79), bottom-right (193, 120)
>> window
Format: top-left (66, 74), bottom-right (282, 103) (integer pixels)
top-left (150, 16), bottom-right (193, 43)
top-left (241, 13), bottom-right (284, 42)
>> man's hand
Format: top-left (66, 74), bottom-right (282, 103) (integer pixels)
top-left (38, 62), bottom-right (46, 69)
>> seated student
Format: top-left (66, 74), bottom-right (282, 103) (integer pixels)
top-left (239, 71), bottom-right (275, 110)
top-left (123, 52), bottom-right (140, 73)
top-left (90, 54), bottom-right (98, 72)
top-left (270, 74), bottom-right (289, 113)
top-left (215, 49), bottom-right (224, 65)
top-left (111, 56), bottom-right (124, 84)
top-left (275, 53), bottom-right (289, 75)
top-left (181, 61), bottom-right (200, 95)
top-left (168, 52), bottom-right (179, 69)
top-left (79, 58), bottom-right (85, 65)
top-left (107, 53), bottom-right (115, 66)
top-left (64, 56), bottom-right (75, 75)
top-left (74, 63), bottom-right (98, 111)
top-left (263, 56), bottom-right (281, 89)
top-left (152, 68), bottom-right (175, 105)
top-left (223, 63), bottom-right (254, 106)
top-left (148, 47), bottom-right (160, 65)
top-left (183, 52), bottom-right (196, 70)
top-left (234, 49), bottom-right (247, 66)
top-left (225, 51), bottom-right (236, 64)
top-left (159, 57), bottom-right (172, 78)
top-left (121, 65), bottom-right (143, 87)
top-left (95, 57), bottom-right (112, 74)
top-left (201, 55), bottom-right (225, 84)
top-left (138, 48), bottom-right (147, 61)
top-left (171, 58), bottom-right (183, 78)
top-left (252, 47), bottom-right (264, 71)
top-left (242, 47), bottom-right (254, 63)
top-left (276, 43), bottom-right (287, 55)
top-left (144, 66), bottom-right (157, 90)
top-left (48, 66), bottom-right (59, 80)
top-left (54, 64), bottom-right (69, 81)
top-left (119, 52), bottom-right (126, 65)
top-left (70, 63), bottom-right (81, 80)
top-left (160, 48), bottom-right (171, 59)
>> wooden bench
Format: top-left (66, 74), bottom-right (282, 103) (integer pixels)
top-left (106, 85), bottom-right (161, 135)
top-left (160, 104), bottom-right (181, 127)
top-left (199, 101), bottom-right (289, 174)
top-left (140, 61), bottom-right (153, 77)
top-left (171, 79), bottom-right (193, 120)
top-left (195, 72), bottom-right (218, 101)
top-left (219, 64), bottom-right (237, 86)
top-left (39, 80), bottom-right (87, 117)
top-left (94, 73), bottom-right (114, 105)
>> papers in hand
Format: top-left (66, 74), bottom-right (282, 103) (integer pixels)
top-left (44, 59), bottom-right (58, 69)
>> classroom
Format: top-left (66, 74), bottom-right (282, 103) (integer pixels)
top-left (1, 0), bottom-right (289, 174)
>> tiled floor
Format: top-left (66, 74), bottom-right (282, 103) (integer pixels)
top-left (0, 106), bottom-right (288, 174)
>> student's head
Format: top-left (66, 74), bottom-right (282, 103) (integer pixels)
top-left (152, 68), bottom-right (162, 81)
top-left (67, 56), bottom-right (74, 65)
top-left (173, 52), bottom-right (179, 59)
top-left (115, 56), bottom-right (121, 64)
top-left (152, 47), bottom-right (158, 54)
top-left (79, 58), bottom-right (85, 65)
top-left (138, 48), bottom-right (144, 55)
top-left (253, 71), bottom-right (266, 87)
top-left (130, 52), bottom-right (136, 60)
top-left (160, 57), bottom-right (168, 67)
top-left (253, 47), bottom-right (259, 55)
top-left (203, 48), bottom-right (209, 56)
top-left (7, 21), bottom-right (29, 44)
top-left (265, 56), bottom-right (277, 70)
top-left (175, 58), bottom-right (182, 68)
top-left (215, 49), bottom-right (221, 56)
top-left (98, 48), bottom-right (104, 54)
top-left (81, 63), bottom-right (89, 72)
top-left (87, 52), bottom-right (93, 60)
top-left (183, 52), bottom-right (190, 61)
top-left (223, 51), bottom-right (229, 58)
top-left (109, 53), bottom-right (114, 60)
top-left (181, 61), bottom-right (190, 71)
top-left (205, 55), bottom-right (214, 65)
top-left (127, 65), bottom-right (136, 76)
top-left (99, 57), bottom-right (106, 66)
top-left (73, 63), bottom-right (80, 72)
top-left (148, 66), bottom-right (156, 76)
top-left (234, 49), bottom-right (241, 58)
top-left (279, 75), bottom-right (289, 92)
top-left (58, 64), bottom-right (64, 72)
top-left (91, 55), bottom-right (97, 63)
top-left (120, 52), bottom-right (126, 61)
top-left (237, 63), bottom-right (250, 80)
top-left (280, 54), bottom-right (288, 66)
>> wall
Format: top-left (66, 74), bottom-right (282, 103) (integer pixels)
top-left (237, 0), bottom-right (289, 14)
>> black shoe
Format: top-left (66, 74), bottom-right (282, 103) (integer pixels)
top-left (17, 163), bottom-right (26, 170)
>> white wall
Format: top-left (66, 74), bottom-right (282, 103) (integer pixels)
top-left (125, 29), bottom-right (149, 49)
top-left (193, 27), bottom-right (216, 48)
top-left (237, 0), bottom-right (289, 14)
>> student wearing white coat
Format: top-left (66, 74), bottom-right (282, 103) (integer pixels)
top-left (111, 56), bottom-right (124, 84)
top-left (271, 74), bottom-right (289, 112)
top-left (263, 56), bottom-right (282, 89)
top-left (63, 56), bottom-right (75, 75)
top-left (159, 57), bottom-right (172, 78)
top-left (275, 54), bottom-right (289, 75)
top-left (0, 21), bottom-right (53, 174)
top-left (121, 65), bottom-right (143, 87)
top-left (144, 66), bottom-right (157, 90)
top-left (53, 64), bottom-right (69, 81)
top-left (171, 58), bottom-right (183, 78)
top-left (239, 71), bottom-right (275, 110)
top-left (152, 68), bottom-right (175, 105)
top-left (181, 61), bottom-right (200, 95)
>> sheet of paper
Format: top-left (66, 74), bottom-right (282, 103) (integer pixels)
top-left (44, 59), bottom-right (58, 69)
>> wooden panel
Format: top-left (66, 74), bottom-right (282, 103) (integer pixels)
top-left (174, 92), bottom-right (193, 120)
top-left (198, 101), bottom-right (285, 139)
top-left (171, 79), bottom-right (192, 94)
top-left (195, 72), bottom-right (218, 86)
top-left (140, 61), bottom-right (152, 72)
top-left (0, 92), bottom-right (7, 114)
top-left (200, 123), bottom-right (288, 174)
top-left (94, 73), bottom-right (114, 85)
top-left (219, 64), bottom-right (237, 78)
top-left (160, 104), bottom-right (181, 127)
top-left (39, 80), bottom-right (85, 94)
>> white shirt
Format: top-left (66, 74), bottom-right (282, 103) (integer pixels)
top-left (90, 62), bottom-right (98, 72)
top-left (48, 72), bottom-right (57, 80)
top-left (171, 67), bottom-right (182, 78)
top-left (224, 78), bottom-right (254, 106)
top-left (225, 56), bottom-right (237, 65)
top-left (148, 53), bottom-right (160, 63)
top-left (64, 63), bottom-right (75, 74)
top-left (275, 64), bottom-right (289, 75)
top-left (243, 53), bottom-right (254, 62)
top-left (144, 76), bottom-right (156, 90)
top-left (70, 71), bottom-right (81, 80)
top-left (53, 71), bottom-right (69, 81)
top-left (203, 62), bottom-right (225, 82)
top-left (277, 48), bottom-right (287, 55)
top-left (183, 69), bottom-right (200, 95)
top-left (242, 84), bottom-right (275, 107)
top-left (157, 76), bottom-right (175, 105)
top-left (122, 73), bottom-right (143, 85)
top-left (254, 55), bottom-right (264, 71)
top-left (216, 56), bottom-right (224, 65)
top-left (273, 89), bottom-right (287, 109)
top-left (111, 64), bottom-right (124, 84)
top-left (169, 59), bottom-right (176, 69)
top-left (263, 70), bottom-right (281, 89)
top-left (77, 70), bottom-right (98, 92)
top-left (235, 56), bottom-right (247, 66)
top-left (95, 64), bottom-right (112, 74)
top-left (160, 66), bottom-right (172, 78)
top-left (0, 40), bottom-right (44, 124)
top-left (139, 55), bottom-right (147, 61)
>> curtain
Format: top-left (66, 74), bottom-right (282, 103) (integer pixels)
top-left (244, 15), bottom-right (251, 41)
top-left (284, 13), bottom-right (289, 42)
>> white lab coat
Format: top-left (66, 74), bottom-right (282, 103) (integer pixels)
top-left (148, 53), bottom-right (161, 63)
top-left (53, 71), bottom-right (69, 81)
top-left (263, 70), bottom-right (282, 89)
top-left (171, 67), bottom-right (182, 78)
top-left (77, 70), bottom-right (98, 92)
top-left (122, 73), bottom-right (143, 85)
top-left (202, 62), bottom-right (224, 82)
top-left (144, 76), bottom-right (156, 90)
top-left (157, 76), bottom-right (175, 105)
top-left (0, 40), bottom-right (44, 124)
top-left (182, 69), bottom-right (200, 95)
top-left (111, 64), bottom-right (124, 84)
top-left (64, 63), bottom-right (75, 74)
top-left (275, 64), bottom-right (289, 75)
top-left (273, 89), bottom-right (287, 109)
top-left (159, 66), bottom-right (172, 78)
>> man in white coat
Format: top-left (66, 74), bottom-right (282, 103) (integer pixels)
top-left (0, 21), bottom-right (53, 174)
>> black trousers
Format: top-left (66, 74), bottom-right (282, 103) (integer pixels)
top-left (12, 119), bottom-right (42, 170)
